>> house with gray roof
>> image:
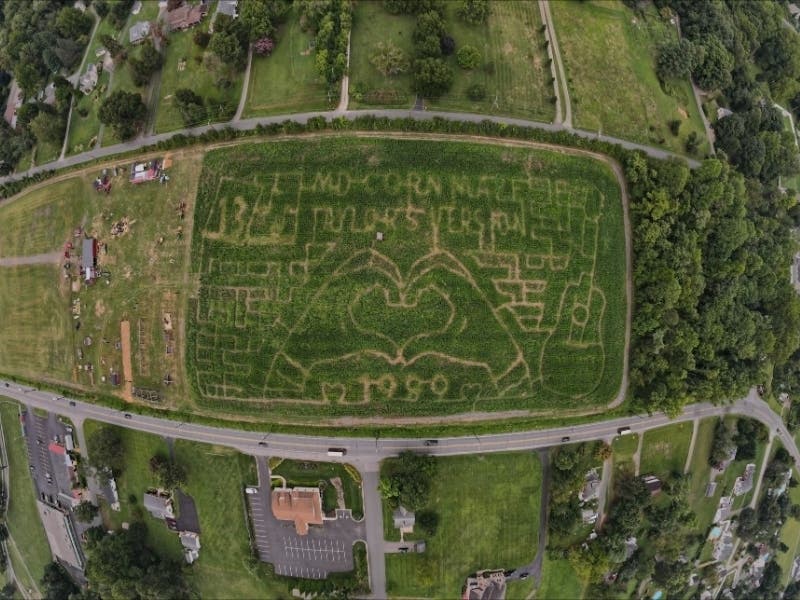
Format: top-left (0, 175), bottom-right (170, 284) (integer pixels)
top-left (143, 491), bottom-right (174, 520)
top-left (392, 506), bottom-right (415, 531)
top-left (129, 20), bottom-right (151, 44)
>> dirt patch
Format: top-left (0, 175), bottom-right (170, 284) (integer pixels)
top-left (503, 42), bottom-right (514, 55)
top-left (120, 319), bottom-right (133, 401)
top-left (367, 154), bottom-right (381, 167)
top-left (677, 107), bottom-right (688, 120)
top-left (95, 299), bottom-right (107, 318)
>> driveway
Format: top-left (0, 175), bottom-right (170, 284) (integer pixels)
top-left (247, 457), bottom-right (365, 579)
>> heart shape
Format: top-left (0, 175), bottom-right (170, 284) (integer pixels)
top-left (348, 284), bottom-right (454, 356)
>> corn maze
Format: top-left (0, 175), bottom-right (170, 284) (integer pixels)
top-left (187, 138), bottom-right (626, 419)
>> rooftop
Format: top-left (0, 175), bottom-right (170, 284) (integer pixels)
top-left (271, 487), bottom-right (323, 535)
top-left (143, 491), bottom-right (174, 520)
top-left (36, 501), bottom-right (84, 570)
top-left (129, 20), bottom-right (151, 44)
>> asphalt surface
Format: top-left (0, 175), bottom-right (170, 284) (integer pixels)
top-left (0, 108), bottom-right (701, 188)
top-left (3, 383), bottom-right (798, 598)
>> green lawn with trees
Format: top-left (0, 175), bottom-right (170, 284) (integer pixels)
top-left (383, 451), bottom-right (542, 598)
top-left (243, 4), bottom-right (330, 117)
top-left (551, 0), bottom-right (708, 156)
top-left (0, 401), bottom-right (51, 597)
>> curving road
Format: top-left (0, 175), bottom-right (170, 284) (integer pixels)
top-left (0, 108), bottom-right (701, 188)
top-left (1, 381), bottom-right (797, 597)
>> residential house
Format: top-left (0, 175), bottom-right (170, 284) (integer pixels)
top-left (392, 506), bottom-right (415, 532)
top-left (129, 20), bottom-right (151, 45)
top-left (790, 4), bottom-right (800, 23)
top-left (713, 495), bottom-right (733, 524)
top-left (143, 491), bottom-right (175, 520)
top-left (216, 0), bottom-right (238, 19)
top-left (705, 482), bottom-right (718, 497)
top-left (131, 0), bottom-right (142, 15)
top-left (581, 507), bottom-right (598, 525)
top-left (733, 464), bottom-right (756, 496)
top-left (166, 3), bottom-right (208, 31)
top-left (578, 469), bottom-right (601, 503)
top-left (271, 487), bottom-right (323, 535)
top-left (39, 82), bottom-right (56, 107)
top-left (79, 63), bottom-right (98, 95)
top-left (179, 531), bottom-right (201, 564)
top-left (74, 0), bottom-right (86, 12)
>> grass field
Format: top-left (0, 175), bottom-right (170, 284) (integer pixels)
top-left (172, 441), bottom-right (286, 598)
top-left (349, 1), bottom-right (554, 120)
top-left (154, 25), bottom-right (244, 133)
top-left (0, 401), bottom-right (52, 596)
top-left (686, 418), bottom-right (718, 530)
top-left (84, 421), bottom-right (184, 560)
top-left (384, 452), bottom-right (542, 598)
top-left (777, 484), bottom-right (800, 584)
top-left (0, 153), bottom-right (203, 408)
top-left (639, 421), bottom-right (693, 480)
top-left (271, 458), bottom-right (363, 518)
top-left (537, 556), bottom-right (585, 600)
top-left (551, 0), bottom-right (709, 156)
top-left (242, 4), bottom-right (331, 117)
top-left (188, 137), bottom-right (626, 419)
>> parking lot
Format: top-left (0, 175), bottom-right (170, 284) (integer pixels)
top-left (22, 409), bottom-right (73, 505)
top-left (248, 458), bottom-right (365, 580)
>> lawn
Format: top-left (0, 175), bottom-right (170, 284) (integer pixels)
top-left (537, 556), bottom-right (585, 600)
top-left (349, 1), bottom-right (554, 121)
top-left (270, 458), bottom-right (363, 518)
top-left (188, 137), bottom-right (626, 420)
top-left (172, 441), bottom-right (286, 598)
top-left (0, 152), bottom-right (203, 409)
top-left (550, 0), bottom-right (709, 156)
top-left (686, 418), bottom-right (718, 531)
top-left (242, 4), bottom-right (331, 117)
top-left (639, 421), bottom-right (694, 480)
top-left (154, 23), bottom-right (244, 133)
top-left (777, 484), bottom-right (800, 584)
top-left (611, 431), bottom-right (639, 483)
top-left (84, 421), bottom-right (183, 561)
top-left (0, 400), bottom-right (52, 596)
top-left (384, 452), bottom-right (542, 598)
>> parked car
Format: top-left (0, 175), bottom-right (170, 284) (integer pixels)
top-left (561, 436), bottom-right (570, 443)
top-left (124, 413), bottom-right (132, 419)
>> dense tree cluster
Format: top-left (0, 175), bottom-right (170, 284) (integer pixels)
top-left (40, 562), bottom-right (78, 600)
top-left (209, 13), bottom-right (250, 70)
top-left (298, 0), bottom-right (352, 91)
top-left (149, 454), bottom-right (187, 490)
top-left (456, 0), bottom-right (490, 25)
top-left (379, 451), bottom-right (436, 511)
top-left (129, 40), bottom-right (164, 88)
top-left (84, 522), bottom-right (192, 598)
top-left (86, 425), bottom-right (126, 482)
top-left (627, 153), bottom-right (800, 415)
top-left (548, 442), bottom-right (603, 540)
top-left (0, 1), bottom-right (93, 96)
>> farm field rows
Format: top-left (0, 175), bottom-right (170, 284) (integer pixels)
top-left (0, 152), bottom-right (203, 409)
top-left (551, 0), bottom-right (709, 156)
top-left (188, 136), bottom-right (626, 419)
top-left (383, 452), bottom-right (542, 598)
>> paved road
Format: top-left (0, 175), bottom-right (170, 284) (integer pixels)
top-left (233, 46), bottom-right (254, 122)
top-left (0, 107), bottom-right (701, 187)
top-left (2, 382), bottom-right (795, 597)
top-left (540, 0), bottom-right (572, 128)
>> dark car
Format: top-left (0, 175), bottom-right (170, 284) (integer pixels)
top-left (424, 440), bottom-right (439, 446)
top-left (398, 547), bottom-right (409, 553)
top-left (561, 436), bottom-right (570, 443)
top-left (69, 401), bottom-right (76, 407)
top-left (258, 441), bottom-right (268, 447)
top-left (124, 413), bottom-right (132, 419)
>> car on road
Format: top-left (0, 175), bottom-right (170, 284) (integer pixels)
top-left (398, 547), bottom-right (409, 553)
top-left (424, 440), bottom-right (438, 446)
top-left (69, 401), bottom-right (76, 407)
top-left (561, 436), bottom-right (570, 443)
top-left (124, 413), bottom-right (132, 419)
top-left (618, 426), bottom-right (632, 435)
top-left (327, 448), bottom-right (346, 457)
top-left (258, 441), bottom-right (268, 447)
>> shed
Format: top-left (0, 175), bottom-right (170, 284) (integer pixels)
top-left (129, 20), bottom-right (151, 44)
top-left (393, 505), bottom-right (415, 530)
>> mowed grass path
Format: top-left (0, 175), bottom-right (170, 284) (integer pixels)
top-left (0, 401), bottom-right (52, 595)
top-left (349, 1), bottom-right (553, 120)
top-left (243, 4), bottom-right (330, 117)
top-left (551, 0), bottom-right (708, 155)
top-left (189, 137), bottom-right (626, 419)
top-left (686, 418), bottom-right (718, 530)
top-left (0, 154), bottom-right (202, 408)
top-left (639, 421), bottom-right (693, 479)
top-left (384, 452), bottom-right (542, 598)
